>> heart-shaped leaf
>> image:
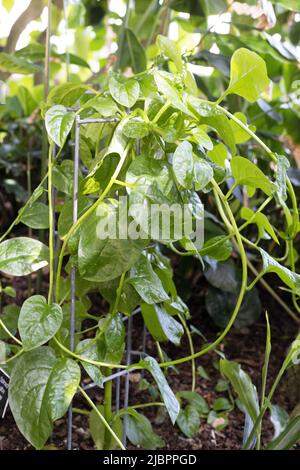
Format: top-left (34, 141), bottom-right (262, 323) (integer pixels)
top-left (0, 237), bottom-right (49, 276)
top-left (109, 75), bottom-right (140, 108)
top-left (45, 105), bottom-right (75, 148)
top-left (18, 295), bottom-right (63, 350)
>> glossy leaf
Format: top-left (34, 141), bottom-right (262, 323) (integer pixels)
top-left (270, 405), bottom-right (289, 439)
top-left (45, 105), bottom-right (75, 148)
top-left (82, 95), bottom-right (119, 117)
top-left (173, 141), bottom-right (194, 189)
top-left (268, 416), bottom-right (300, 450)
top-left (8, 347), bottom-right (80, 449)
top-left (18, 295), bottom-right (63, 351)
top-left (194, 158), bottom-right (213, 190)
top-left (128, 255), bottom-right (169, 304)
top-left (240, 207), bottom-right (279, 244)
top-left (20, 202), bottom-right (49, 229)
top-left (90, 406), bottom-right (122, 450)
top-left (122, 118), bottom-right (149, 139)
top-left (176, 405), bottom-right (200, 438)
top-left (177, 390), bottom-right (209, 416)
top-left (104, 313), bottom-right (125, 363)
top-left (47, 83), bottom-right (89, 107)
top-left (141, 303), bottom-right (184, 345)
top-left (109, 75), bottom-right (140, 108)
top-left (156, 35), bottom-right (183, 72)
top-left (258, 247), bottom-right (300, 292)
top-left (0, 237), bottom-right (49, 276)
top-left (140, 356), bottom-right (180, 424)
top-left (75, 338), bottom-right (105, 387)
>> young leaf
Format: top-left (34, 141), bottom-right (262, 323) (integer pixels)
top-left (128, 255), bottom-right (169, 304)
top-left (0, 237), bottom-right (49, 276)
top-left (45, 105), bottom-right (75, 148)
top-left (240, 207), bottom-right (279, 244)
top-left (173, 141), bottom-right (194, 189)
top-left (20, 202), bottom-right (49, 229)
top-left (9, 347), bottom-right (80, 449)
top-left (18, 295), bottom-right (63, 351)
top-left (140, 356), bottom-right (180, 424)
top-left (141, 303), bottom-right (184, 345)
top-left (154, 71), bottom-right (191, 116)
top-left (82, 95), bottom-right (119, 117)
top-left (200, 236), bottom-right (232, 261)
top-left (126, 409), bottom-right (164, 449)
top-left (231, 156), bottom-right (274, 196)
top-left (117, 28), bottom-right (147, 73)
top-left (223, 48), bottom-right (270, 103)
top-left (109, 75), bottom-right (140, 108)
top-left (176, 405), bottom-right (200, 438)
top-left (220, 359), bottom-right (259, 424)
top-left (258, 247), bottom-right (300, 292)
top-left (156, 35), bottom-right (183, 72)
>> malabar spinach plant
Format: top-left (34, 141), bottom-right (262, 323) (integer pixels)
top-left (1, 39), bottom-right (300, 450)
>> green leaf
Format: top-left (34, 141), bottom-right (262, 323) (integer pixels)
top-left (18, 295), bottom-right (63, 351)
top-left (270, 405), bottom-right (289, 439)
top-left (58, 196), bottom-right (92, 239)
top-left (0, 237), bottom-right (49, 276)
top-left (117, 28), bottom-right (147, 73)
top-left (47, 83), bottom-right (89, 107)
top-left (75, 338), bottom-right (105, 387)
top-left (229, 112), bottom-right (256, 144)
top-left (268, 416), bottom-right (300, 450)
top-left (223, 48), bottom-right (270, 103)
top-left (231, 157), bottom-right (274, 196)
top-left (9, 347), bottom-right (80, 449)
top-left (194, 158), bottom-right (213, 190)
top-left (275, 154), bottom-right (290, 202)
top-left (220, 359), bottom-right (259, 424)
top-left (177, 390), bottom-right (209, 416)
top-left (208, 143), bottom-right (228, 168)
top-left (3, 0), bottom-right (14, 11)
top-left (213, 397), bottom-right (232, 411)
top-left (90, 406), bottom-right (122, 449)
top-left (82, 95), bottom-right (119, 117)
top-left (104, 313), bottom-right (125, 363)
top-left (173, 141), bottom-right (194, 189)
top-left (156, 35), bottom-right (183, 72)
top-left (141, 303), bottom-right (184, 345)
top-left (200, 236), bottom-right (232, 261)
top-left (189, 127), bottom-right (213, 150)
top-left (78, 203), bottom-right (144, 282)
top-left (140, 356), bottom-right (180, 424)
top-left (122, 117), bottom-right (149, 139)
top-left (154, 71), bottom-right (191, 116)
top-left (176, 405), bottom-right (200, 438)
top-left (206, 286), bottom-right (261, 329)
top-left (204, 258), bottom-right (239, 293)
top-left (240, 207), bottom-right (279, 244)
top-left (20, 202), bottom-right (49, 229)
top-left (126, 409), bottom-right (164, 449)
top-left (258, 247), bottom-right (300, 293)
top-left (109, 75), bottom-right (140, 108)
top-left (45, 105), bottom-right (75, 148)
top-left (0, 52), bottom-right (39, 74)
top-left (99, 277), bottom-right (140, 315)
top-left (128, 255), bottom-right (169, 304)
top-left (0, 304), bottom-right (20, 340)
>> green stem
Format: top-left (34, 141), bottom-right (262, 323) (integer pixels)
top-left (55, 144), bottom-right (130, 303)
top-left (0, 348), bottom-right (24, 365)
top-left (0, 319), bottom-right (22, 346)
top-left (48, 142), bottom-right (54, 304)
top-left (178, 314), bottom-right (196, 392)
top-left (103, 375), bottom-right (113, 450)
top-left (79, 385), bottom-right (125, 450)
top-left (151, 102), bottom-right (170, 124)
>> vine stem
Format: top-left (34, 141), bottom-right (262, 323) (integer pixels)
top-left (178, 314), bottom-right (196, 392)
top-left (0, 319), bottom-right (22, 346)
top-left (55, 145), bottom-right (131, 303)
top-left (158, 180), bottom-right (248, 368)
top-left (79, 385), bottom-right (125, 450)
top-left (48, 142), bottom-right (54, 304)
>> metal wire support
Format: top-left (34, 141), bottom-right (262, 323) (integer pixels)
top-left (67, 113), bottom-right (80, 450)
top-left (123, 314), bottom-right (133, 447)
top-left (51, 143), bottom-right (57, 303)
